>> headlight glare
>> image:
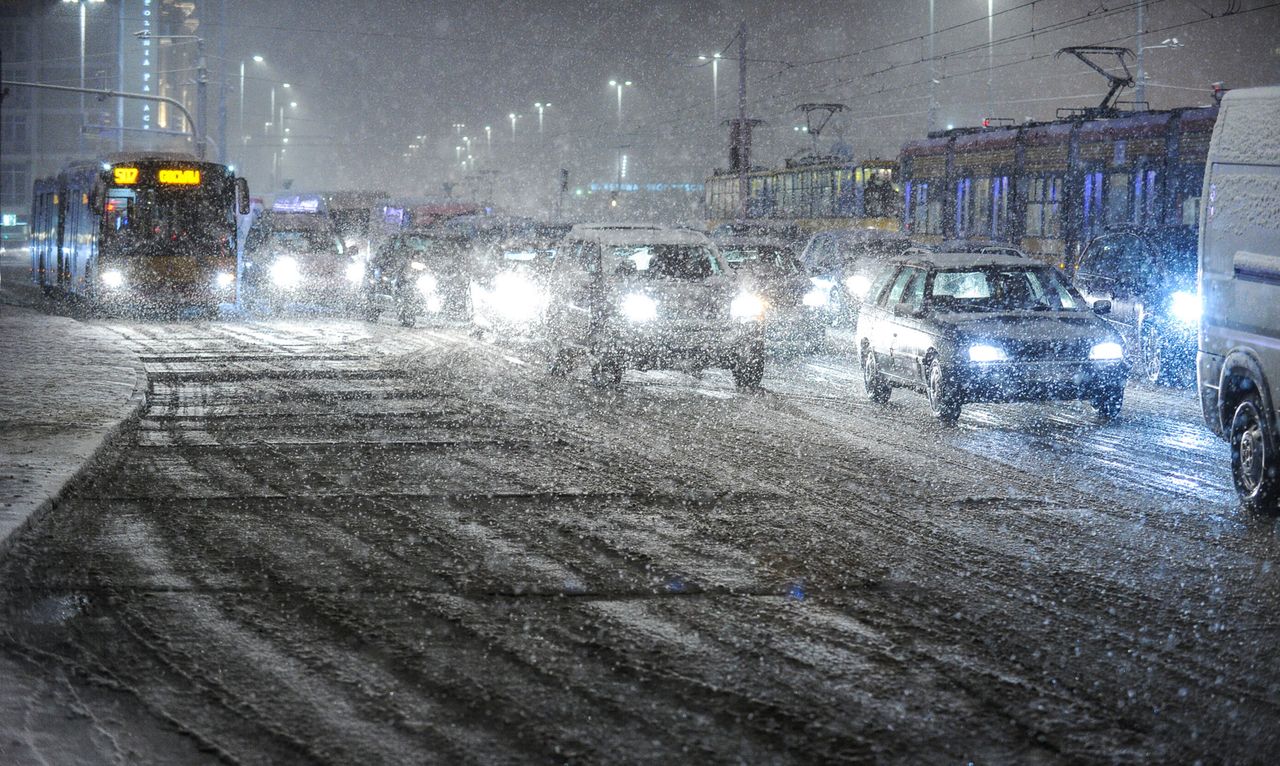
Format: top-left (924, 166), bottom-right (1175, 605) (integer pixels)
top-left (491, 271), bottom-right (545, 322)
top-left (1170, 290), bottom-right (1201, 326)
top-left (214, 271), bottom-right (235, 289)
top-left (416, 273), bottom-right (438, 294)
top-left (621, 292), bottom-right (658, 322)
top-left (100, 269), bottom-right (125, 289)
top-left (967, 344), bottom-right (1008, 363)
top-left (1090, 341), bottom-right (1125, 361)
top-left (845, 274), bottom-right (872, 300)
top-left (802, 286), bottom-right (830, 308)
top-left (345, 261), bottom-right (364, 285)
top-left (730, 291), bottom-right (765, 320)
top-left (269, 256), bottom-right (301, 289)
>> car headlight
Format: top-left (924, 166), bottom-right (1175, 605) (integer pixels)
top-left (416, 273), bottom-right (438, 295)
top-left (967, 344), bottom-right (1008, 363)
top-left (845, 274), bottom-right (872, 300)
top-left (621, 292), bottom-right (658, 322)
top-left (802, 286), bottom-right (830, 308)
top-left (810, 276), bottom-right (835, 290)
top-left (345, 260), bottom-right (364, 285)
top-left (100, 268), bottom-right (125, 289)
top-left (1170, 290), bottom-right (1201, 326)
top-left (410, 261), bottom-right (427, 271)
top-left (730, 291), bottom-right (765, 320)
top-left (491, 271), bottom-right (545, 322)
top-left (1090, 341), bottom-right (1125, 361)
top-left (214, 271), bottom-right (235, 289)
top-left (269, 256), bottom-right (301, 289)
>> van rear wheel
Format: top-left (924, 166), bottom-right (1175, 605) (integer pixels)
top-left (1230, 396), bottom-right (1280, 512)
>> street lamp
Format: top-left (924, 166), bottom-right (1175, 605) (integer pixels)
top-left (1136, 37), bottom-right (1184, 105)
top-left (508, 112), bottom-right (520, 141)
top-left (63, 0), bottom-right (105, 152)
top-left (484, 125), bottom-right (492, 151)
top-left (533, 102), bottom-right (550, 133)
top-left (697, 53), bottom-right (720, 121)
top-left (239, 55), bottom-right (264, 156)
top-left (135, 28), bottom-right (207, 159)
top-left (608, 79), bottom-right (632, 128)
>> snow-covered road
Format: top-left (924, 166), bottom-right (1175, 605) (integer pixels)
top-left (1, 314), bottom-right (1277, 764)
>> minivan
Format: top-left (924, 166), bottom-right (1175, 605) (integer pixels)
top-left (1197, 85), bottom-right (1280, 511)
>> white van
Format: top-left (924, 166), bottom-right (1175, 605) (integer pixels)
top-left (1197, 86), bottom-right (1280, 510)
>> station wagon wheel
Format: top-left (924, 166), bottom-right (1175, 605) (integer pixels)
top-left (861, 349), bottom-right (891, 404)
top-left (1230, 396), bottom-right (1280, 512)
top-left (925, 359), bottom-right (961, 423)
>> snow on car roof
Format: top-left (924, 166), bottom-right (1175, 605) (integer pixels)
top-left (908, 252), bottom-right (1042, 269)
top-left (569, 223), bottom-right (712, 247)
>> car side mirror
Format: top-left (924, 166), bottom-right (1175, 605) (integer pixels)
top-left (235, 177), bottom-right (251, 216)
top-left (1093, 299), bottom-right (1112, 315)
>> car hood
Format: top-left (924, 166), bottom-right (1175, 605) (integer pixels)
top-left (937, 311), bottom-right (1116, 345)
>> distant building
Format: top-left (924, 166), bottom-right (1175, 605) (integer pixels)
top-left (1, 0), bottom-right (204, 242)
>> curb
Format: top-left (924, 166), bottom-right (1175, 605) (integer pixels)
top-left (0, 330), bottom-right (149, 558)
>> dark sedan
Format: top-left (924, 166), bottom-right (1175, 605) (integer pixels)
top-left (855, 253), bottom-right (1129, 423)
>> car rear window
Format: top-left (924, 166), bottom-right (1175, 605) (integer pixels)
top-left (607, 245), bottom-right (722, 280)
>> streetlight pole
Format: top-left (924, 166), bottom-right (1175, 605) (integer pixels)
top-left (608, 79), bottom-right (632, 128)
top-left (239, 54), bottom-right (263, 156)
top-left (534, 102), bottom-right (549, 133)
top-left (508, 112), bottom-right (520, 141)
top-left (63, 0), bottom-right (104, 152)
top-left (698, 54), bottom-right (720, 122)
top-left (484, 125), bottom-right (492, 152)
top-left (987, 0), bottom-right (994, 119)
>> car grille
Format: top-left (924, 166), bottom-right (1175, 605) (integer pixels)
top-left (1006, 338), bottom-right (1094, 362)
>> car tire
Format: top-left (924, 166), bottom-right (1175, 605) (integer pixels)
top-left (925, 359), bottom-right (961, 423)
top-left (590, 353), bottom-right (623, 387)
top-left (732, 340), bottom-right (766, 389)
top-left (862, 349), bottom-right (891, 404)
top-left (398, 306), bottom-right (417, 328)
top-left (1230, 396), bottom-right (1280, 512)
top-left (548, 346), bottom-right (574, 377)
top-left (1092, 384), bottom-right (1125, 422)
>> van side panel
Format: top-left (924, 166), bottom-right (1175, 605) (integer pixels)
top-left (1199, 87), bottom-right (1280, 435)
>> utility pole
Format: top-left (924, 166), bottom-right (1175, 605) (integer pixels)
top-left (927, 0), bottom-right (937, 133)
top-left (737, 21), bottom-right (747, 221)
top-left (216, 0), bottom-right (227, 162)
top-left (1135, 0), bottom-right (1146, 106)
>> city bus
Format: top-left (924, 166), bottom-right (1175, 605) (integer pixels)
top-left (31, 152), bottom-right (250, 313)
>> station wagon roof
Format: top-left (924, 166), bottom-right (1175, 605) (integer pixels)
top-left (568, 223), bottom-right (712, 247)
top-left (904, 252), bottom-right (1042, 270)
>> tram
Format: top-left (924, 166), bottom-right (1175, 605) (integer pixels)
top-left (898, 105), bottom-right (1218, 265)
top-left (704, 157), bottom-right (900, 233)
top-left (31, 152), bottom-right (250, 311)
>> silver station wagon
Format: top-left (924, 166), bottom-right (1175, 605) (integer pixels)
top-left (855, 252), bottom-right (1130, 423)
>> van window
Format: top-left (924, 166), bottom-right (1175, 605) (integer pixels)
top-left (882, 267), bottom-right (916, 307)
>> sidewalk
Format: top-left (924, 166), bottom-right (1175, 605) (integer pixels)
top-left (0, 255), bottom-right (146, 552)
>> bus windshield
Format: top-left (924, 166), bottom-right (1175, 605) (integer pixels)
top-left (103, 185), bottom-right (231, 250)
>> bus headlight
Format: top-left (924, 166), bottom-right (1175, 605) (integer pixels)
top-left (269, 256), bottom-right (301, 289)
top-left (345, 261), bottom-right (364, 285)
top-left (1170, 290), bottom-right (1201, 326)
top-left (100, 269), bottom-right (125, 289)
top-left (416, 273), bottom-right (438, 295)
top-left (730, 291), bottom-right (765, 320)
top-left (621, 292), bottom-right (658, 322)
top-left (214, 271), bottom-right (235, 289)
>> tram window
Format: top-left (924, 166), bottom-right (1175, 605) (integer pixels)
top-left (1106, 172), bottom-right (1130, 227)
top-left (1025, 177), bottom-right (1062, 239)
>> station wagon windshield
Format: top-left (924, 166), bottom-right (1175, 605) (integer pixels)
top-left (929, 266), bottom-right (1087, 312)
top-left (608, 244), bottom-right (721, 280)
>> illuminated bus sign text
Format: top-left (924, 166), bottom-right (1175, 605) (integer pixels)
top-left (157, 169), bottom-right (202, 185)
